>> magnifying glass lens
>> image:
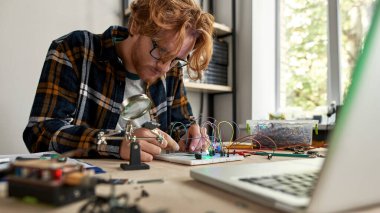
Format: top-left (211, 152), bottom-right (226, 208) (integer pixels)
top-left (121, 94), bottom-right (152, 120)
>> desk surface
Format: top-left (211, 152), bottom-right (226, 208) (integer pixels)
top-left (1, 155), bottom-right (379, 213)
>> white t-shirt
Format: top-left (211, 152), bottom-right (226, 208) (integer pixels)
top-left (115, 71), bottom-right (151, 130)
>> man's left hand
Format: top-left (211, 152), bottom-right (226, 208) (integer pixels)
top-left (178, 124), bottom-right (210, 152)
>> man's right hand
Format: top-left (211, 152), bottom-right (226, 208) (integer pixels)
top-left (120, 128), bottom-right (179, 162)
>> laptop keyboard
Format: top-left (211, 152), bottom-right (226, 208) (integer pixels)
top-left (239, 172), bottom-right (318, 197)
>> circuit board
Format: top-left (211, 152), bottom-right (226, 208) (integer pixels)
top-left (154, 152), bottom-right (244, 166)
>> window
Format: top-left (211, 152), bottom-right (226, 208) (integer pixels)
top-left (278, 0), bottom-right (375, 120)
top-left (340, 0), bottom-right (375, 100)
top-left (279, 0), bottom-right (328, 119)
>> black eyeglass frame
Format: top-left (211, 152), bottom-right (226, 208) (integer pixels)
top-left (149, 39), bottom-right (189, 69)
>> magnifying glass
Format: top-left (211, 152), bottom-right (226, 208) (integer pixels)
top-left (120, 94), bottom-right (152, 121)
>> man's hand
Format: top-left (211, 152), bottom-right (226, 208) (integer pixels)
top-left (178, 124), bottom-right (210, 152)
top-left (120, 128), bottom-right (179, 162)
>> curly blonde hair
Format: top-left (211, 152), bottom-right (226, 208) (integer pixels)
top-left (128, 0), bottom-right (214, 80)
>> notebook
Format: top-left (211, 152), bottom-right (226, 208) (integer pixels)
top-left (190, 3), bottom-right (380, 212)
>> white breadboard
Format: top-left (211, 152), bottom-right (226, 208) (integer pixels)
top-left (154, 152), bottom-right (244, 165)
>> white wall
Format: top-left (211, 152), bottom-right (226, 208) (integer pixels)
top-left (213, 1), bottom-right (253, 125)
top-left (187, 92), bottom-right (207, 120)
top-left (251, 0), bottom-right (276, 119)
top-left (213, 0), bottom-right (276, 137)
top-left (0, 0), bottom-right (122, 154)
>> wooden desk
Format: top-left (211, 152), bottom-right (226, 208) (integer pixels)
top-left (0, 156), bottom-right (379, 213)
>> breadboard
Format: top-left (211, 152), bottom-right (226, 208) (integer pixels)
top-left (154, 152), bottom-right (244, 166)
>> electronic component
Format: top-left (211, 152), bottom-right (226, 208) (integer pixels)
top-left (194, 152), bottom-right (202, 159)
top-left (254, 151), bottom-right (313, 158)
top-left (154, 152), bottom-right (244, 165)
top-left (7, 159), bottom-right (95, 206)
top-left (135, 178), bottom-right (164, 184)
top-left (267, 153), bottom-right (273, 160)
top-left (246, 120), bottom-right (318, 148)
top-left (79, 184), bottom-right (144, 213)
top-left (96, 178), bottom-right (128, 185)
top-left (141, 121), bottom-right (160, 130)
top-left (208, 148), bottom-right (215, 156)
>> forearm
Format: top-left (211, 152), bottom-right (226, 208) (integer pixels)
top-left (23, 119), bottom-right (122, 158)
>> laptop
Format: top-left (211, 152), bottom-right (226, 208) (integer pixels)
top-left (190, 3), bottom-right (380, 213)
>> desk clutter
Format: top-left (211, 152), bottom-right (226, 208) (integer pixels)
top-left (0, 117), bottom-right (325, 211)
top-left (245, 120), bottom-right (318, 148)
top-left (7, 158), bottom-right (95, 206)
top-left (0, 152), bottom-right (160, 212)
top-left (168, 117), bottom-right (323, 162)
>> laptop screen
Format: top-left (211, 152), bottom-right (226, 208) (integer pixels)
top-left (308, 1), bottom-right (380, 212)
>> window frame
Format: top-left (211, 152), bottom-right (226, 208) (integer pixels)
top-left (275, 0), bottom-right (343, 113)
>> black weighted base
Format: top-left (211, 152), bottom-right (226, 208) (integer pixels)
top-left (120, 141), bottom-right (150, 171)
top-left (120, 163), bottom-right (150, 170)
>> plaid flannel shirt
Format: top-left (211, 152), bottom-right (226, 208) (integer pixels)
top-left (23, 26), bottom-right (194, 158)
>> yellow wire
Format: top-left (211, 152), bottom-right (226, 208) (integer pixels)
top-left (216, 121), bottom-right (235, 146)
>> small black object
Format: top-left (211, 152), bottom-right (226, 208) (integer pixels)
top-left (327, 103), bottom-right (336, 117)
top-left (208, 149), bottom-right (215, 156)
top-left (15, 157), bottom-right (40, 161)
top-left (307, 151), bottom-right (318, 155)
top-left (267, 153), bottom-right (273, 160)
top-left (141, 121), bottom-right (160, 130)
top-left (80, 192), bottom-right (143, 213)
top-left (141, 189), bottom-right (149, 198)
top-left (120, 142), bottom-right (149, 170)
top-left (96, 178), bottom-right (128, 185)
top-left (135, 189), bottom-right (150, 203)
top-left (307, 151), bottom-right (319, 158)
top-left (194, 152), bottom-right (202, 159)
top-left (136, 179), bottom-right (164, 184)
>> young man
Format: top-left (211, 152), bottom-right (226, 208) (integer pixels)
top-left (23, 0), bottom-right (214, 161)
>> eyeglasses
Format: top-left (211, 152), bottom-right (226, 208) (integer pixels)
top-left (150, 39), bottom-right (188, 69)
